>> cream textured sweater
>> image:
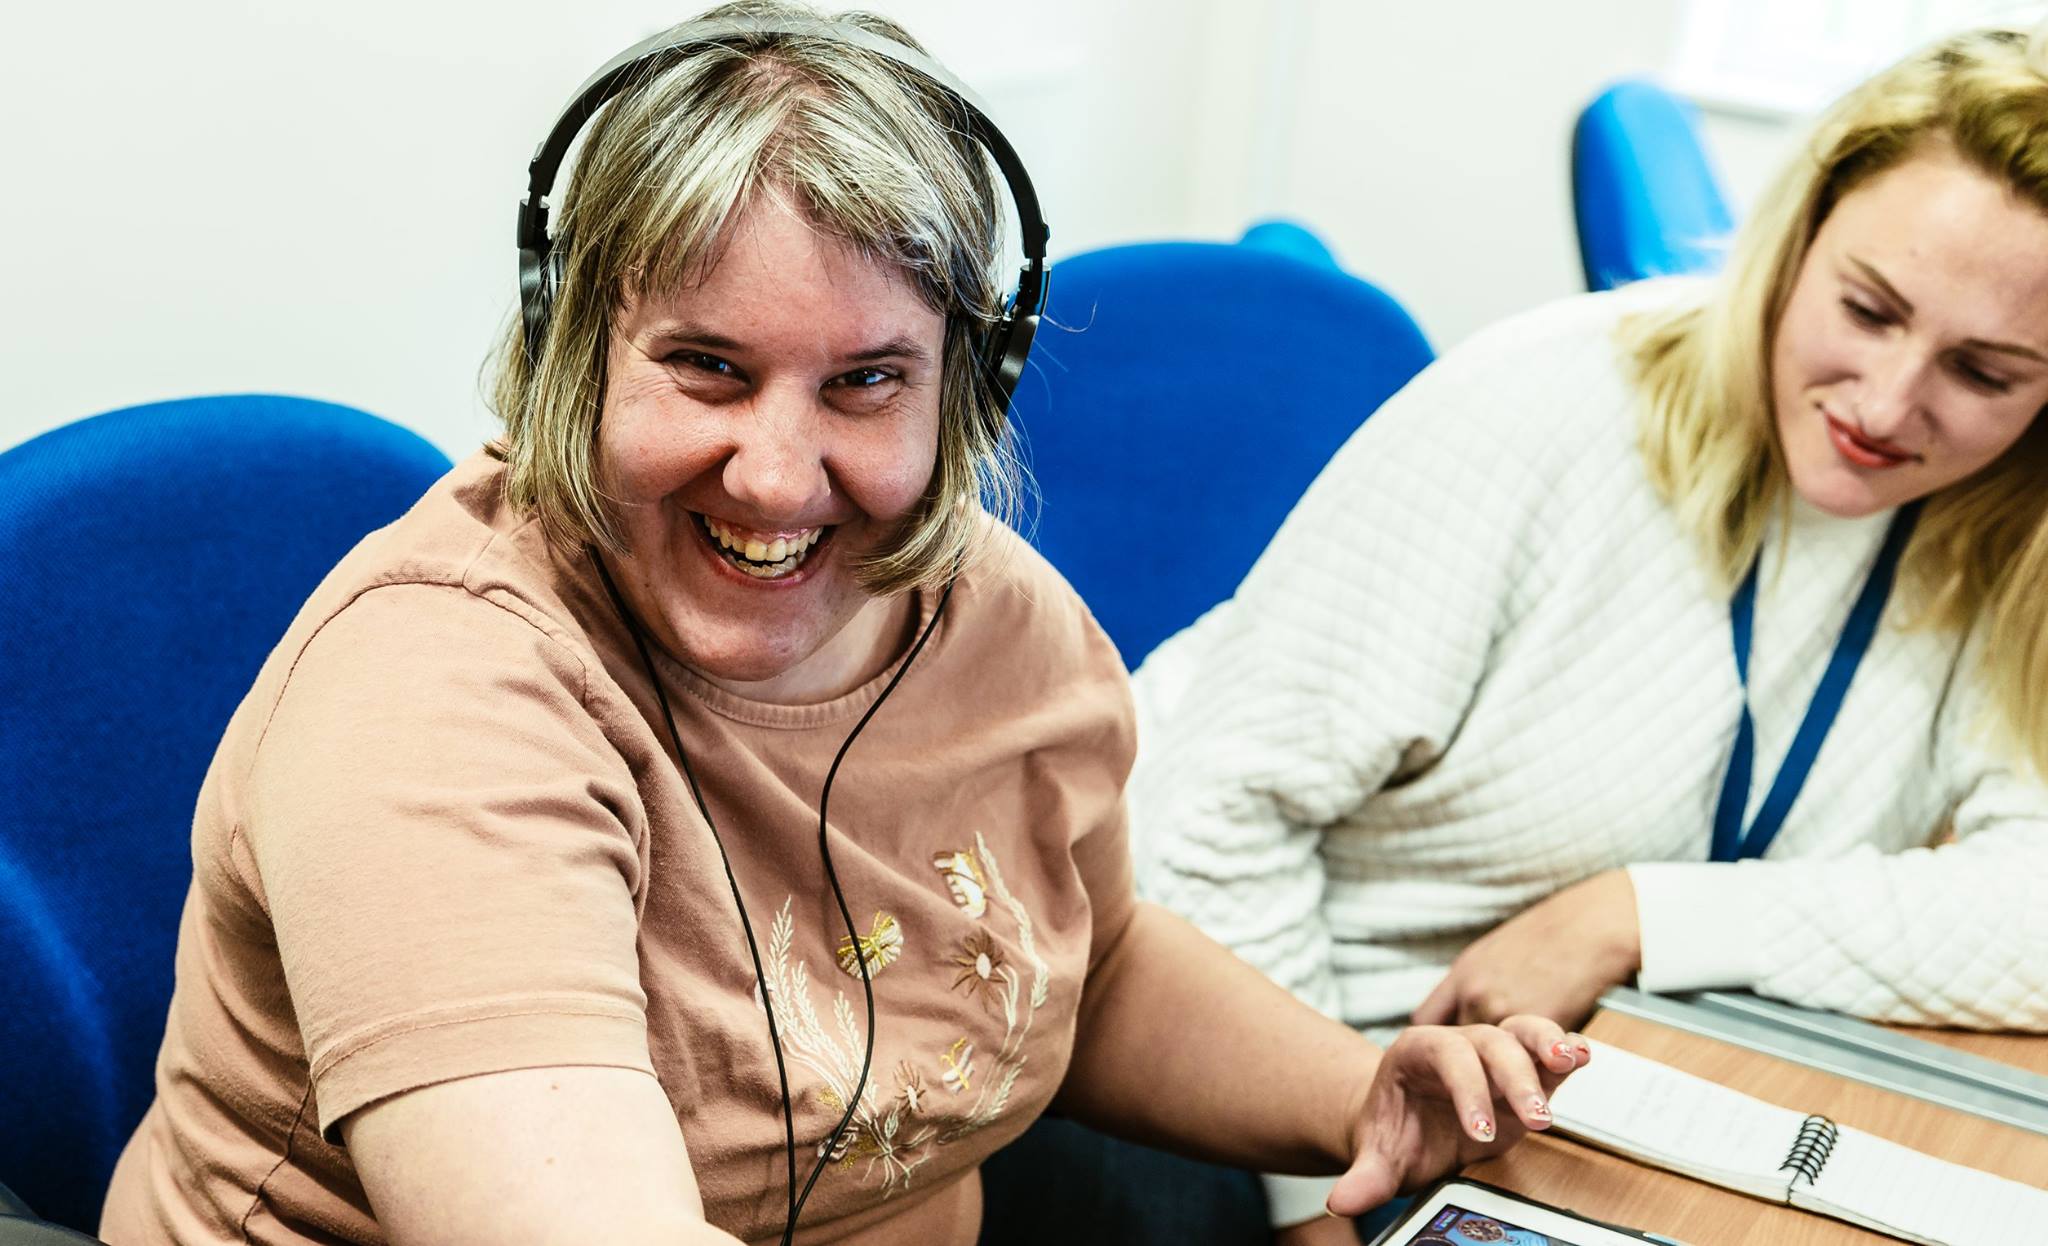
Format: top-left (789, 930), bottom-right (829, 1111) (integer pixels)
top-left (1130, 280), bottom-right (2048, 1035)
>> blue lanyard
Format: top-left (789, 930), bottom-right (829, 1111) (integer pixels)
top-left (1710, 501), bottom-right (1921, 863)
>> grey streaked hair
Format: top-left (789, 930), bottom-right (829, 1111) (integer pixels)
top-left (488, 0), bottom-right (1022, 594)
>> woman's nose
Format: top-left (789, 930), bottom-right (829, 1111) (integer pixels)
top-left (720, 385), bottom-right (831, 521)
top-left (1854, 346), bottom-right (1931, 440)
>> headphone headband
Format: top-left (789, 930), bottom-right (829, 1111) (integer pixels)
top-left (516, 15), bottom-right (1049, 412)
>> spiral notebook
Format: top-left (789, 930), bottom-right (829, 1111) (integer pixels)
top-left (1547, 1040), bottom-right (2048, 1246)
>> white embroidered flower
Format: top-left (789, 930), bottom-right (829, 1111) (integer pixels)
top-left (931, 849), bottom-right (988, 918)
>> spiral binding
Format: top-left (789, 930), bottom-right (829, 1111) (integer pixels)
top-left (1779, 1113), bottom-right (1840, 1185)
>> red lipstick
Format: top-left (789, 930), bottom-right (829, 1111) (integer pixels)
top-left (1824, 414), bottom-right (1914, 469)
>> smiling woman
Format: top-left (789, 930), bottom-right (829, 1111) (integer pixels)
top-left (1125, 23), bottom-right (2048, 1244)
top-left (93, 5), bottom-right (1593, 1246)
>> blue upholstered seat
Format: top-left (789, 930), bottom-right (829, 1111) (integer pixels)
top-left (1572, 79), bottom-right (1735, 290)
top-left (0, 396), bottom-right (450, 1232)
top-left (1007, 229), bottom-right (1433, 666)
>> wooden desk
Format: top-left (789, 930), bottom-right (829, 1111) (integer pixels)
top-left (1462, 1011), bottom-right (2048, 1245)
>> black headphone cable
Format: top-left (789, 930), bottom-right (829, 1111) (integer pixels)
top-left (591, 547), bottom-right (954, 1245)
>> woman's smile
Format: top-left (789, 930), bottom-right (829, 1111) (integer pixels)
top-left (692, 511), bottom-right (833, 582)
top-left (1821, 410), bottom-right (1917, 470)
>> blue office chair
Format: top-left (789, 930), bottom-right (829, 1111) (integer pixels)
top-left (1572, 79), bottom-right (1735, 290)
top-left (1236, 218), bottom-right (1342, 271)
top-left (0, 396), bottom-right (452, 1233)
top-left (1008, 228), bottom-right (1433, 667)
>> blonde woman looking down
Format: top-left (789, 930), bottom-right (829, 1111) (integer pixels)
top-left (1129, 26), bottom-right (2048, 1242)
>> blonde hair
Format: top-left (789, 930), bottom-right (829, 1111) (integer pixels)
top-left (487, 1), bottom-right (1022, 594)
top-left (1622, 25), bottom-right (2048, 775)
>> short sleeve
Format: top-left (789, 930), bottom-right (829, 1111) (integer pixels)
top-left (242, 584), bottom-right (657, 1137)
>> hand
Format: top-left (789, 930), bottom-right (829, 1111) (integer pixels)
top-left (1411, 869), bottom-right (1642, 1029)
top-left (1328, 1016), bottom-right (1588, 1218)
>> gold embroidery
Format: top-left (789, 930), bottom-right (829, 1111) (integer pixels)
top-left (927, 831), bottom-right (1052, 1146)
top-left (835, 911), bottom-right (903, 979)
top-left (931, 849), bottom-right (988, 918)
top-left (940, 1037), bottom-right (976, 1093)
top-left (757, 832), bottom-right (1055, 1198)
top-left (761, 903), bottom-right (937, 1193)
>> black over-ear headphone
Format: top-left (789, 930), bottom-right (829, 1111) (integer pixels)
top-left (516, 14), bottom-right (1050, 415)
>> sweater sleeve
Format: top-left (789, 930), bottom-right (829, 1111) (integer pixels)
top-left (1631, 637), bottom-right (2048, 1030)
top-left (1128, 338), bottom-right (1548, 1019)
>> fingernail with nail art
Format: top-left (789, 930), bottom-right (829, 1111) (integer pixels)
top-left (1527, 1094), bottom-right (1551, 1121)
top-left (1471, 1114), bottom-right (1496, 1141)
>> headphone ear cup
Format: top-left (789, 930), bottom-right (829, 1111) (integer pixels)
top-left (518, 240), bottom-right (571, 366)
top-left (981, 309), bottom-right (1039, 429)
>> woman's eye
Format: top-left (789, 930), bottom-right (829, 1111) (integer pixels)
top-left (1953, 357), bottom-right (2013, 394)
top-left (668, 351), bottom-right (739, 378)
top-left (834, 367), bottom-right (894, 389)
top-left (1841, 298), bottom-right (1889, 328)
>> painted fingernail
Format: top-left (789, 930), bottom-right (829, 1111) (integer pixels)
top-left (1471, 1113), bottom-right (1496, 1141)
top-left (1550, 1040), bottom-right (1576, 1061)
top-left (1527, 1094), bottom-right (1551, 1121)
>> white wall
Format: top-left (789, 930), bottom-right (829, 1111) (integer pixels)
top-left (4, 1), bottom-right (1808, 457)
top-left (1187, 0), bottom-right (1799, 348)
top-left (0, 0), bottom-right (1216, 458)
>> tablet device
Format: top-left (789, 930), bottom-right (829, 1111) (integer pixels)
top-left (1367, 1178), bottom-right (1677, 1246)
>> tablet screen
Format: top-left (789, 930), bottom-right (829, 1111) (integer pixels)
top-left (1391, 1203), bottom-right (1589, 1245)
top-left (1372, 1179), bottom-right (1654, 1246)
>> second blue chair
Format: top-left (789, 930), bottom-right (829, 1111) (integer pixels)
top-left (1572, 79), bottom-right (1735, 290)
top-left (1009, 227), bottom-right (1433, 667)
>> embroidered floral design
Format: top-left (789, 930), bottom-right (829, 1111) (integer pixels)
top-left (759, 831), bottom-right (1054, 1198)
top-left (761, 903), bottom-right (937, 1192)
top-left (949, 930), bottom-right (1008, 1012)
top-left (931, 849), bottom-right (988, 918)
top-left (894, 1061), bottom-right (927, 1117)
top-left (835, 911), bottom-right (903, 980)
top-left (940, 1037), bottom-right (976, 1093)
top-left (922, 831), bottom-right (1053, 1149)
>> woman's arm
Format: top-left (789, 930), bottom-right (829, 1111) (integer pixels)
top-left (1629, 805), bottom-right (2048, 1030)
top-left (343, 1067), bottom-right (737, 1246)
top-left (1055, 901), bottom-right (1584, 1214)
top-left (1411, 774), bottom-right (2048, 1032)
top-left (1131, 345), bottom-right (1543, 1017)
top-left (1631, 635), bottom-right (2048, 1032)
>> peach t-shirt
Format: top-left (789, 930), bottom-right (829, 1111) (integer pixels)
top-left (99, 451), bottom-right (1136, 1245)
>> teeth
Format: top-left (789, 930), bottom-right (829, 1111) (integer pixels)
top-left (699, 515), bottom-right (825, 579)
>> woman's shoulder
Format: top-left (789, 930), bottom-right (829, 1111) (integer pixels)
top-left (951, 522), bottom-right (1124, 669)
top-left (941, 520), bottom-right (1133, 724)
top-left (1428, 277), bottom-right (1707, 392)
top-left (1347, 278), bottom-right (1708, 492)
top-left (239, 453), bottom-right (602, 736)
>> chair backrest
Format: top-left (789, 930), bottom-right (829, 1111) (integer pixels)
top-left (1572, 79), bottom-right (1735, 291)
top-left (0, 396), bottom-right (451, 1231)
top-left (1009, 235), bottom-right (1433, 666)
top-left (1236, 218), bottom-right (1342, 270)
